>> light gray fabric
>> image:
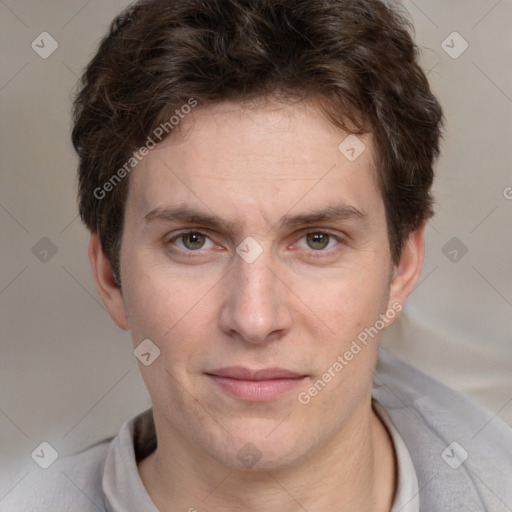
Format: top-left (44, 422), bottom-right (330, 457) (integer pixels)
top-left (373, 349), bottom-right (512, 511)
top-left (373, 400), bottom-right (419, 512)
top-left (3, 349), bottom-right (512, 511)
top-left (102, 399), bottom-right (419, 512)
top-left (102, 409), bottom-right (158, 512)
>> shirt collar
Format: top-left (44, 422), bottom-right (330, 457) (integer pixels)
top-left (102, 404), bottom-right (416, 511)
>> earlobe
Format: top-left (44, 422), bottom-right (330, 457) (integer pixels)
top-left (88, 233), bottom-right (129, 330)
top-left (386, 224), bottom-right (425, 323)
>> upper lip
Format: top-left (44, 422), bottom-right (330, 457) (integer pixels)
top-left (206, 367), bottom-right (306, 380)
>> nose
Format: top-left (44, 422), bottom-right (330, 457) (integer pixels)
top-left (218, 253), bottom-right (293, 345)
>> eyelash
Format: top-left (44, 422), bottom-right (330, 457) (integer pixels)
top-left (298, 229), bottom-right (343, 257)
top-left (165, 228), bottom-right (345, 259)
top-left (165, 229), bottom-right (216, 258)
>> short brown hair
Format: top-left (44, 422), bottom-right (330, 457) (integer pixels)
top-left (72, 0), bottom-right (443, 281)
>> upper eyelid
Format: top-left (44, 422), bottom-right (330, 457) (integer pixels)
top-left (166, 228), bottom-right (211, 240)
top-left (166, 231), bottom-right (217, 255)
top-left (166, 228), bottom-right (342, 241)
top-left (294, 231), bottom-right (342, 249)
top-left (301, 227), bottom-right (342, 237)
top-left (165, 229), bottom-right (344, 253)
top-left (297, 228), bottom-right (345, 244)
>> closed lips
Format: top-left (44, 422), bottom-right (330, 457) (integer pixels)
top-left (206, 367), bottom-right (307, 380)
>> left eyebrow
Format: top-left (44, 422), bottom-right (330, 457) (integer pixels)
top-left (278, 204), bottom-right (368, 230)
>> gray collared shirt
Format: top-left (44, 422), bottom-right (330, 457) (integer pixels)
top-left (4, 349), bottom-right (512, 511)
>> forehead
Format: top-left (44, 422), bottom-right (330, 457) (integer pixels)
top-left (126, 99), bottom-right (382, 224)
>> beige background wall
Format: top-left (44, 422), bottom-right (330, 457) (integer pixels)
top-left (1, 0), bottom-right (511, 501)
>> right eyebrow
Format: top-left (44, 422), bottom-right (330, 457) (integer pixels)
top-left (144, 205), bottom-right (243, 232)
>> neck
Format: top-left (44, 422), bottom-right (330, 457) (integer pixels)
top-left (138, 398), bottom-right (396, 512)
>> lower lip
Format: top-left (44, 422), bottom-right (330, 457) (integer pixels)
top-left (207, 375), bottom-right (307, 401)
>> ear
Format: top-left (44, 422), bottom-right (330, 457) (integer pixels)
top-left (385, 223), bottom-right (425, 325)
top-left (88, 233), bottom-right (129, 330)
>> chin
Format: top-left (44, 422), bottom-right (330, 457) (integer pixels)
top-left (206, 421), bottom-right (309, 472)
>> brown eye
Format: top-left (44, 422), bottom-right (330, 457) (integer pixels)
top-left (181, 233), bottom-right (207, 250)
top-left (306, 233), bottom-right (331, 250)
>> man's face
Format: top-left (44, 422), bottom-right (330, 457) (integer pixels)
top-left (118, 99), bottom-right (398, 469)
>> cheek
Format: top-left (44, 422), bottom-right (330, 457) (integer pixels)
top-left (294, 269), bottom-right (390, 418)
top-left (122, 257), bottom-right (220, 354)
top-left (122, 267), bottom-right (211, 407)
top-left (293, 260), bottom-right (391, 343)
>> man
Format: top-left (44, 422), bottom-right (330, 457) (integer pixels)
top-left (9, 0), bottom-right (512, 510)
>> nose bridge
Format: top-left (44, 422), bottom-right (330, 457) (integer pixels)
top-left (219, 251), bottom-right (291, 343)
